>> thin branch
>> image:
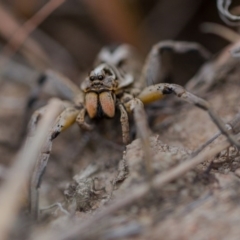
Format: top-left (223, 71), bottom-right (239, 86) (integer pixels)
top-left (200, 22), bottom-right (240, 42)
top-left (0, 0), bottom-right (67, 68)
top-left (0, 3), bottom-right (49, 69)
top-left (186, 40), bottom-right (240, 94)
top-left (191, 111), bottom-right (240, 157)
top-left (0, 99), bottom-right (63, 240)
top-left (40, 202), bottom-right (70, 216)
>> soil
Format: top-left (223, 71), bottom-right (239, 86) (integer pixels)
top-left (1, 61), bottom-right (240, 239)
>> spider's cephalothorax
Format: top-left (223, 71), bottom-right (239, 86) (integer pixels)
top-left (81, 64), bottom-right (119, 119)
top-left (29, 41), bottom-right (240, 219)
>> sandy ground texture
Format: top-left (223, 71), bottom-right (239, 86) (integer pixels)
top-left (0, 64), bottom-right (240, 240)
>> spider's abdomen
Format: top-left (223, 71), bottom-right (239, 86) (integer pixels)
top-left (85, 92), bottom-right (115, 119)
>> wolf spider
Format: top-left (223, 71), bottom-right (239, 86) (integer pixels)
top-left (29, 40), bottom-right (240, 219)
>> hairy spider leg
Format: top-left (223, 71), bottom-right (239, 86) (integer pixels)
top-left (23, 70), bottom-right (82, 136)
top-left (30, 105), bottom-right (80, 219)
top-left (137, 83), bottom-right (240, 149)
top-left (118, 104), bottom-right (130, 144)
top-left (140, 40), bottom-right (211, 87)
top-left (124, 98), bottom-right (153, 178)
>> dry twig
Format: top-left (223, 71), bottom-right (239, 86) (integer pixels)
top-left (191, 112), bottom-right (240, 157)
top-left (0, 99), bottom-right (63, 240)
top-left (201, 22), bottom-right (240, 43)
top-left (0, 3), bottom-right (49, 69)
top-left (0, 0), bottom-right (67, 69)
top-left (186, 40), bottom-right (240, 94)
top-left (2, 0), bottom-right (66, 57)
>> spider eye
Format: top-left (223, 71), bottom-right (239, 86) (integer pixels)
top-left (90, 76), bottom-right (95, 81)
top-left (98, 75), bottom-right (104, 80)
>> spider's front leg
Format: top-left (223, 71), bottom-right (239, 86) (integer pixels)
top-left (118, 104), bottom-right (130, 144)
top-left (124, 98), bottom-right (153, 177)
top-left (137, 83), bottom-right (240, 149)
top-left (23, 70), bottom-right (83, 138)
top-left (140, 40), bottom-right (211, 87)
top-left (26, 70), bottom-right (82, 110)
top-left (30, 105), bottom-right (80, 219)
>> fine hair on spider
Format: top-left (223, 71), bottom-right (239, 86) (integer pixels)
top-left (27, 40), bottom-right (240, 219)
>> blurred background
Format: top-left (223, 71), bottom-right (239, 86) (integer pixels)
top-left (0, 0), bottom-right (237, 82)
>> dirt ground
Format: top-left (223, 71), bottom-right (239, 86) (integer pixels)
top-left (1, 1), bottom-right (240, 239)
top-left (0, 59), bottom-right (240, 240)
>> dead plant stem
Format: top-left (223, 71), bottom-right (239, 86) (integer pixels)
top-left (0, 99), bottom-right (62, 240)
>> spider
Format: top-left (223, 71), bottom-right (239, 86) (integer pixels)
top-left (29, 40), bottom-right (240, 219)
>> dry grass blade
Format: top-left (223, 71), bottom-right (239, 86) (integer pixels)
top-left (186, 39), bottom-right (240, 94)
top-left (192, 112), bottom-right (240, 157)
top-left (0, 99), bottom-right (63, 240)
top-left (0, 3), bottom-right (49, 69)
top-left (0, 0), bottom-right (67, 69)
top-left (201, 22), bottom-right (240, 43)
top-left (33, 133), bottom-right (238, 240)
top-left (2, 0), bottom-right (66, 56)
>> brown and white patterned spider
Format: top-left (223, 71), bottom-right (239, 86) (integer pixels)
top-left (29, 40), bottom-right (240, 219)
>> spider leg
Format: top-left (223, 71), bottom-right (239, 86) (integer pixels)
top-left (76, 108), bottom-right (94, 131)
top-left (44, 69), bottom-right (83, 102)
top-left (27, 69), bottom-right (82, 106)
top-left (25, 74), bottom-right (48, 111)
top-left (140, 40), bottom-right (211, 87)
top-left (136, 83), bottom-right (240, 149)
top-left (28, 105), bottom-right (48, 136)
top-left (30, 106), bottom-right (80, 219)
top-left (28, 100), bottom-right (73, 136)
top-left (124, 98), bottom-right (153, 177)
top-left (23, 70), bottom-right (83, 137)
top-left (25, 70), bottom-right (83, 112)
top-left (118, 104), bottom-right (130, 144)
top-left (20, 74), bottom-right (48, 139)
